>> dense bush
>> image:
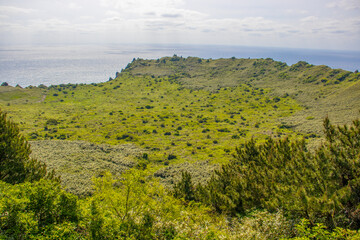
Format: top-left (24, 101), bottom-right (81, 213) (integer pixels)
top-left (184, 117), bottom-right (360, 230)
top-left (0, 179), bottom-right (81, 239)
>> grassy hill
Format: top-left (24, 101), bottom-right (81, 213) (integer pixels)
top-left (0, 57), bottom-right (359, 193)
top-left (1, 57), bottom-right (360, 239)
top-left (126, 56), bottom-right (360, 134)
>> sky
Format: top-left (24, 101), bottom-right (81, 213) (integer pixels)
top-left (0, 0), bottom-right (359, 50)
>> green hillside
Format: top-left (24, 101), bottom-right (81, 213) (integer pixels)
top-left (1, 57), bottom-right (360, 239)
top-left (0, 57), bottom-right (359, 193)
top-left (126, 56), bottom-right (360, 134)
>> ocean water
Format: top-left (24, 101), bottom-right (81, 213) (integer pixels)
top-left (0, 44), bottom-right (359, 87)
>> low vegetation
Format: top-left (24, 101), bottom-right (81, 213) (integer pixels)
top-left (30, 140), bottom-right (141, 196)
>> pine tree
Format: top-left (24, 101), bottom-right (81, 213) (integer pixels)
top-left (173, 171), bottom-right (195, 201)
top-left (316, 117), bottom-right (360, 228)
top-left (0, 109), bottom-right (56, 184)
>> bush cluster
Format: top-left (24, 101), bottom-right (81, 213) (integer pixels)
top-left (174, 117), bottom-right (360, 230)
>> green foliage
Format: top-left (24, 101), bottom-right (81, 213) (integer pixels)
top-left (286, 219), bottom-right (360, 240)
top-left (315, 117), bottom-right (360, 228)
top-left (232, 209), bottom-right (293, 239)
top-left (0, 109), bottom-right (56, 184)
top-left (0, 179), bottom-right (81, 239)
top-left (195, 117), bottom-right (360, 229)
top-left (172, 171), bottom-right (195, 201)
top-left (197, 137), bottom-right (315, 215)
top-left (85, 170), bottom-right (231, 239)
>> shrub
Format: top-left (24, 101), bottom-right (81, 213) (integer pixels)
top-left (117, 134), bottom-right (133, 141)
top-left (286, 219), bottom-right (360, 240)
top-left (46, 119), bottom-right (59, 125)
top-left (232, 210), bottom-right (293, 239)
top-left (173, 171), bottom-right (195, 201)
top-left (167, 154), bottom-right (177, 160)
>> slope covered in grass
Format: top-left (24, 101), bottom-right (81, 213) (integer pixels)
top-left (0, 57), bottom-right (359, 190)
top-left (126, 56), bottom-right (360, 133)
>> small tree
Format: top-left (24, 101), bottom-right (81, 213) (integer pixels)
top-left (173, 171), bottom-right (195, 201)
top-left (0, 109), bottom-right (56, 184)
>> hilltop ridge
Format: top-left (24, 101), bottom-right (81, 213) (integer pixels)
top-left (123, 56), bottom-right (360, 133)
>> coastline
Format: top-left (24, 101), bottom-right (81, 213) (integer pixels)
top-left (1, 43), bottom-right (359, 87)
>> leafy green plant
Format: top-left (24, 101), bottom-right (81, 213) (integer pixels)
top-left (0, 179), bottom-right (81, 239)
top-left (286, 219), bottom-right (360, 240)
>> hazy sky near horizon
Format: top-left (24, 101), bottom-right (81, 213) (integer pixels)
top-left (0, 0), bottom-right (359, 50)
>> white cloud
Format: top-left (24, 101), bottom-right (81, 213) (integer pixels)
top-left (0, 6), bottom-right (36, 14)
top-left (161, 13), bottom-right (182, 18)
top-left (24, 18), bottom-right (82, 33)
top-left (0, 0), bottom-right (358, 50)
top-left (69, 3), bottom-right (82, 10)
top-left (300, 16), bottom-right (318, 22)
top-left (79, 16), bottom-right (95, 21)
top-left (298, 16), bottom-right (360, 38)
top-left (327, 0), bottom-right (360, 10)
top-left (102, 16), bottom-right (122, 22)
top-left (105, 10), bottom-right (119, 16)
top-left (189, 17), bottom-right (282, 35)
top-left (100, 0), bottom-right (204, 20)
top-left (285, 9), bottom-right (308, 15)
top-left (100, 0), bottom-right (184, 10)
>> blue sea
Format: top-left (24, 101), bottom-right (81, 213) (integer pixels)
top-left (0, 44), bottom-right (359, 87)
